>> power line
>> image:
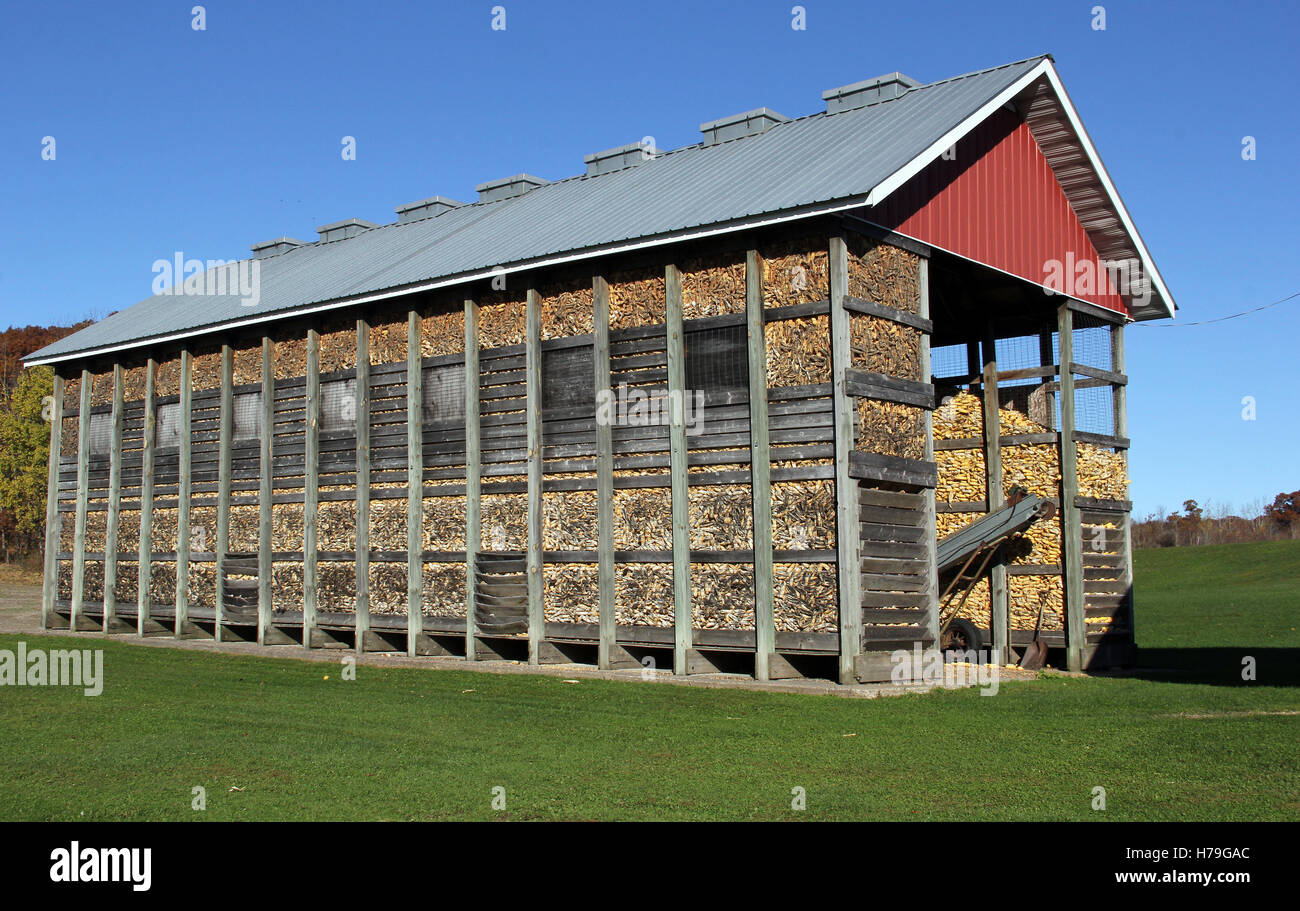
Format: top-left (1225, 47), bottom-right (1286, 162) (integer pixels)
top-left (1137, 290), bottom-right (1300, 327)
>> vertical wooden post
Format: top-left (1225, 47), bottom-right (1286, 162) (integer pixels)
top-left (406, 310), bottom-right (424, 656)
top-left (69, 370), bottom-right (91, 630)
top-left (918, 259), bottom-right (941, 646)
top-left (137, 360), bottom-right (156, 635)
top-left (215, 345), bottom-right (233, 641)
top-left (829, 235), bottom-right (862, 685)
top-left (41, 373), bottom-right (65, 630)
top-left (746, 251), bottom-right (774, 681)
top-left (981, 330), bottom-right (1008, 664)
top-left (1111, 322), bottom-right (1134, 644)
top-left (355, 319), bottom-right (371, 653)
top-left (525, 288), bottom-right (544, 665)
top-left (258, 338), bottom-right (274, 644)
top-left (176, 350), bottom-right (192, 636)
top-left (303, 329), bottom-right (320, 648)
top-left (1057, 304), bottom-right (1085, 671)
top-left (665, 263), bottom-right (691, 676)
top-left (103, 364), bottom-right (125, 632)
top-left (592, 276), bottom-right (616, 670)
top-left (464, 298), bottom-right (481, 661)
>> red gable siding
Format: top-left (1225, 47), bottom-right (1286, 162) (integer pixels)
top-left (871, 107), bottom-right (1126, 315)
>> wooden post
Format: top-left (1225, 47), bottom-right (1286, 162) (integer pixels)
top-left (525, 288), bottom-right (544, 665)
top-left (593, 276), bottom-right (617, 670)
top-left (746, 251), bottom-right (774, 681)
top-left (829, 235), bottom-right (862, 685)
top-left (1057, 304), bottom-right (1085, 671)
top-left (103, 364), bottom-right (125, 632)
top-left (355, 319), bottom-right (371, 653)
top-left (69, 370), bottom-right (91, 630)
top-left (41, 373), bottom-right (65, 630)
top-left (406, 310), bottom-right (424, 656)
top-left (258, 338), bottom-right (274, 644)
top-left (918, 260), bottom-right (941, 646)
top-left (1111, 322), bottom-right (1135, 644)
top-left (137, 360), bottom-right (156, 635)
top-left (303, 329), bottom-right (320, 648)
top-left (215, 345), bottom-right (233, 641)
top-left (464, 298), bottom-right (481, 661)
top-left (665, 263), bottom-right (691, 676)
top-left (981, 329), bottom-right (1008, 664)
top-left (176, 350), bottom-right (192, 636)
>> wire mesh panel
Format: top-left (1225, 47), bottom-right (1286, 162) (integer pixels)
top-left (685, 325), bottom-right (748, 396)
top-left (233, 391), bottom-right (261, 442)
top-left (422, 363), bottom-right (466, 426)
top-left (88, 411), bottom-right (112, 459)
top-left (541, 346), bottom-right (594, 412)
top-left (320, 379), bottom-right (358, 435)
top-left (931, 343), bottom-right (969, 381)
top-left (1073, 384), bottom-right (1116, 437)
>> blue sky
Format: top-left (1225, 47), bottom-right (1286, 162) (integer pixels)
top-left (1, 0), bottom-right (1296, 518)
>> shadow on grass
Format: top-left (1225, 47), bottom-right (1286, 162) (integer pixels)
top-left (1126, 647), bottom-right (1300, 687)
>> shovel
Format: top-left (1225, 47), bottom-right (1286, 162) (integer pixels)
top-left (1019, 592), bottom-right (1049, 670)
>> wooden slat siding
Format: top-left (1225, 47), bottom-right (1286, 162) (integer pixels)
top-left (464, 299), bottom-right (480, 661)
top-left (981, 330), bottom-right (1008, 664)
top-left (828, 234), bottom-right (861, 684)
top-left (665, 263), bottom-right (690, 675)
top-left (1111, 322), bottom-right (1135, 646)
top-left (175, 350), bottom-right (192, 635)
top-left (103, 364), bottom-right (124, 631)
top-left (355, 319), bottom-right (371, 653)
top-left (41, 373), bottom-right (65, 628)
top-left (303, 329), bottom-right (320, 646)
top-left (746, 250), bottom-right (774, 680)
top-left (406, 310), bottom-right (423, 656)
top-left (137, 360), bottom-right (156, 634)
top-left (215, 346), bottom-right (232, 640)
top-left (592, 276), bottom-right (616, 669)
top-left (258, 338), bottom-right (274, 642)
top-left (70, 369), bottom-right (92, 628)
top-left (841, 294), bottom-right (934, 333)
top-left (525, 288), bottom-right (544, 664)
top-left (1057, 304), bottom-right (1085, 671)
top-left (917, 258), bottom-right (940, 645)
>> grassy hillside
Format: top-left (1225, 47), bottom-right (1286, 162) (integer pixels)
top-left (1135, 539), bottom-right (1300, 649)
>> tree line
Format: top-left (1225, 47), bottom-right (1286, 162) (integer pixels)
top-left (1132, 494), bottom-right (1300, 549)
top-left (0, 321), bottom-right (90, 565)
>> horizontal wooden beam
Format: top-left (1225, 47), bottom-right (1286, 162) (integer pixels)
top-left (844, 368), bottom-right (934, 410)
top-left (1070, 362), bottom-right (1127, 386)
top-left (847, 451), bottom-right (937, 489)
top-left (842, 295), bottom-right (933, 333)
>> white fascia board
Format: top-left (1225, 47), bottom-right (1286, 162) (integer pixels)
top-left (865, 59), bottom-right (1053, 207)
top-left (866, 57), bottom-right (1174, 321)
top-left (1040, 61), bottom-right (1175, 319)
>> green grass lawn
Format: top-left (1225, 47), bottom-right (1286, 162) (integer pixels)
top-left (0, 540), bottom-right (1296, 821)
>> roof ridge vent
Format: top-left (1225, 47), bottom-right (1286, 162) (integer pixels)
top-left (699, 107), bottom-right (790, 145)
top-left (822, 72), bottom-right (920, 114)
top-left (584, 142), bottom-right (663, 177)
top-left (394, 196), bottom-right (465, 224)
top-left (476, 174), bottom-right (550, 203)
top-left (316, 218), bottom-right (379, 243)
top-left (250, 237), bottom-right (307, 259)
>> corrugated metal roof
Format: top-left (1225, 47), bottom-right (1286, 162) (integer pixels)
top-left (29, 57), bottom-right (1049, 364)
